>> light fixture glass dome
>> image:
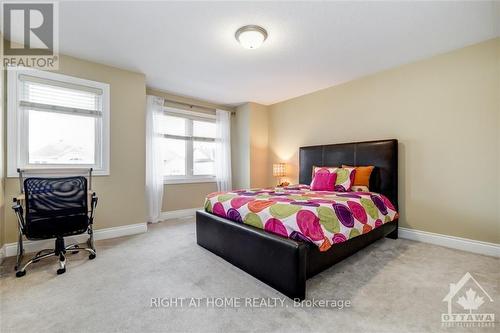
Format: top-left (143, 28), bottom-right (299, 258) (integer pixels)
top-left (235, 25), bottom-right (268, 49)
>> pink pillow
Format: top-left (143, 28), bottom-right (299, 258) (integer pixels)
top-left (311, 170), bottom-right (337, 191)
top-left (312, 166), bottom-right (356, 192)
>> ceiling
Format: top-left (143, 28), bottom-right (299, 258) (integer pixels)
top-left (56, 1), bottom-right (499, 106)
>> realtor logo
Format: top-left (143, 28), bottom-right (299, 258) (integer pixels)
top-left (1, 1), bottom-right (59, 69)
top-left (442, 272), bottom-right (495, 328)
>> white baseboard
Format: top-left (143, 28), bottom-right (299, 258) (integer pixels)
top-left (160, 207), bottom-right (201, 221)
top-left (399, 227), bottom-right (499, 257)
top-left (1, 222), bottom-right (148, 258)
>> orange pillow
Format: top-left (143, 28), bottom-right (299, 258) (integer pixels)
top-left (342, 165), bottom-right (374, 187)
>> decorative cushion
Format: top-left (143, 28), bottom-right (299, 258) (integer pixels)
top-left (342, 165), bottom-right (374, 187)
top-left (312, 166), bottom-right (356, 192)
top-left (310, 169), bottom-right (337, 191)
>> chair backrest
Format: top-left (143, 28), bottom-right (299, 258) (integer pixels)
top-left (17, 168), bottom-right (93, 194)
top-left (24, 176), bottom-right (88, 223)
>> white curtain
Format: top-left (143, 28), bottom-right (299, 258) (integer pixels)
top-left (146, 95), bottom-right (165, 223)
top-left (215, 109), bottom-right (232, 191)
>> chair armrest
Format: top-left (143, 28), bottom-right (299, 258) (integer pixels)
top-left (91, 192), bottom-right (98, 208)
top-left (89, 192), bottom-right (98, 221)
top-left (11, 198), bottom-right (25, 231)
top-left (12, 198), bottom-right (22, 212)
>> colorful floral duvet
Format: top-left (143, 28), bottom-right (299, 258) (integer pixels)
top-left (204, 185), bottom-right (398, 252)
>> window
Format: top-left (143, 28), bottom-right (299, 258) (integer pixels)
top-left (160, 108), bottom-right (216, 183)
top-left (7, 69), bottom-right (110, 176)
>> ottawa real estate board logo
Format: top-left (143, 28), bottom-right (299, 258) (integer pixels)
top-left (442, 272), bottom-right (495, 328)
top-left (1, 1), bottom-right (59, 69)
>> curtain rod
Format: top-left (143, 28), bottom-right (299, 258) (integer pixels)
top-left (163, 98), bottom-right (234, 114)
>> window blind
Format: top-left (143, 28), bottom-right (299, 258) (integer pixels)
top-left (18, 74), bottom-right (102, 117)
top-left (161, 111), bottom-right (215, 142)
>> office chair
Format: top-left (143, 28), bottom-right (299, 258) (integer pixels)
top-left (12, 176), bottom-right (98, 277)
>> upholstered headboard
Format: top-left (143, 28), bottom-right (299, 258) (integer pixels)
top-left (299, 139), bottom-right (398, 209)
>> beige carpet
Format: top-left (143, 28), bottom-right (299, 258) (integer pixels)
top-left (1, 218), bottom-right (498, 333)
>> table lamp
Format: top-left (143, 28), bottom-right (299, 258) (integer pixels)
top-left (272, 163), bottom-right (288, 187)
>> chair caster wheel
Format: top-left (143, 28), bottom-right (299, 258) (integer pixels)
top-left (72, 245), bottom-right (79, 254)
top-left (57, 268), bottom-right (66, 275)
top-left (89, 254), bottom-right (96, 260)
top-left (16, 270), bottom-right (26, 278)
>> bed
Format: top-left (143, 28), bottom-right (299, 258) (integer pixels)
top-left (196, 139), bottom-right (398, 300)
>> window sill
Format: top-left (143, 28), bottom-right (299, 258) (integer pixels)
top-left (7, 167), bottom-right (109, 178)
top-left (164, 177), bottom-right (216, 185)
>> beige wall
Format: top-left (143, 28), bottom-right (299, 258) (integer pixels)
top-left (3, 54), bottom-right (147, 244)
top-left (162, 183), bottom-right (217, 211)
top-left (268, 38), bottom-right (500, 244)
top-left (0, 33), bottom-right (4, 250)
top-left (232, 102), bottom-right (270, 189)
top-left (232, 104), bottom-right (251, 189)
top-left (249, 103), bottom-right (270, 188)
top-left (147, 88), bottom-right (234, 212)
top-left (497, 24), bottom-right (500, 240)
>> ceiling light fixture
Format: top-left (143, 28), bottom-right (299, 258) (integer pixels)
top-left (235, 25), bottom-right (268, 50)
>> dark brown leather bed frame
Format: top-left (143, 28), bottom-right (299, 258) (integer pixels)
top-left (196, 139), bottom-right (398, 300)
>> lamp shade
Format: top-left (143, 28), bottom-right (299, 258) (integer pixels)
top-left (272, 163), bottom-right (286, 177)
